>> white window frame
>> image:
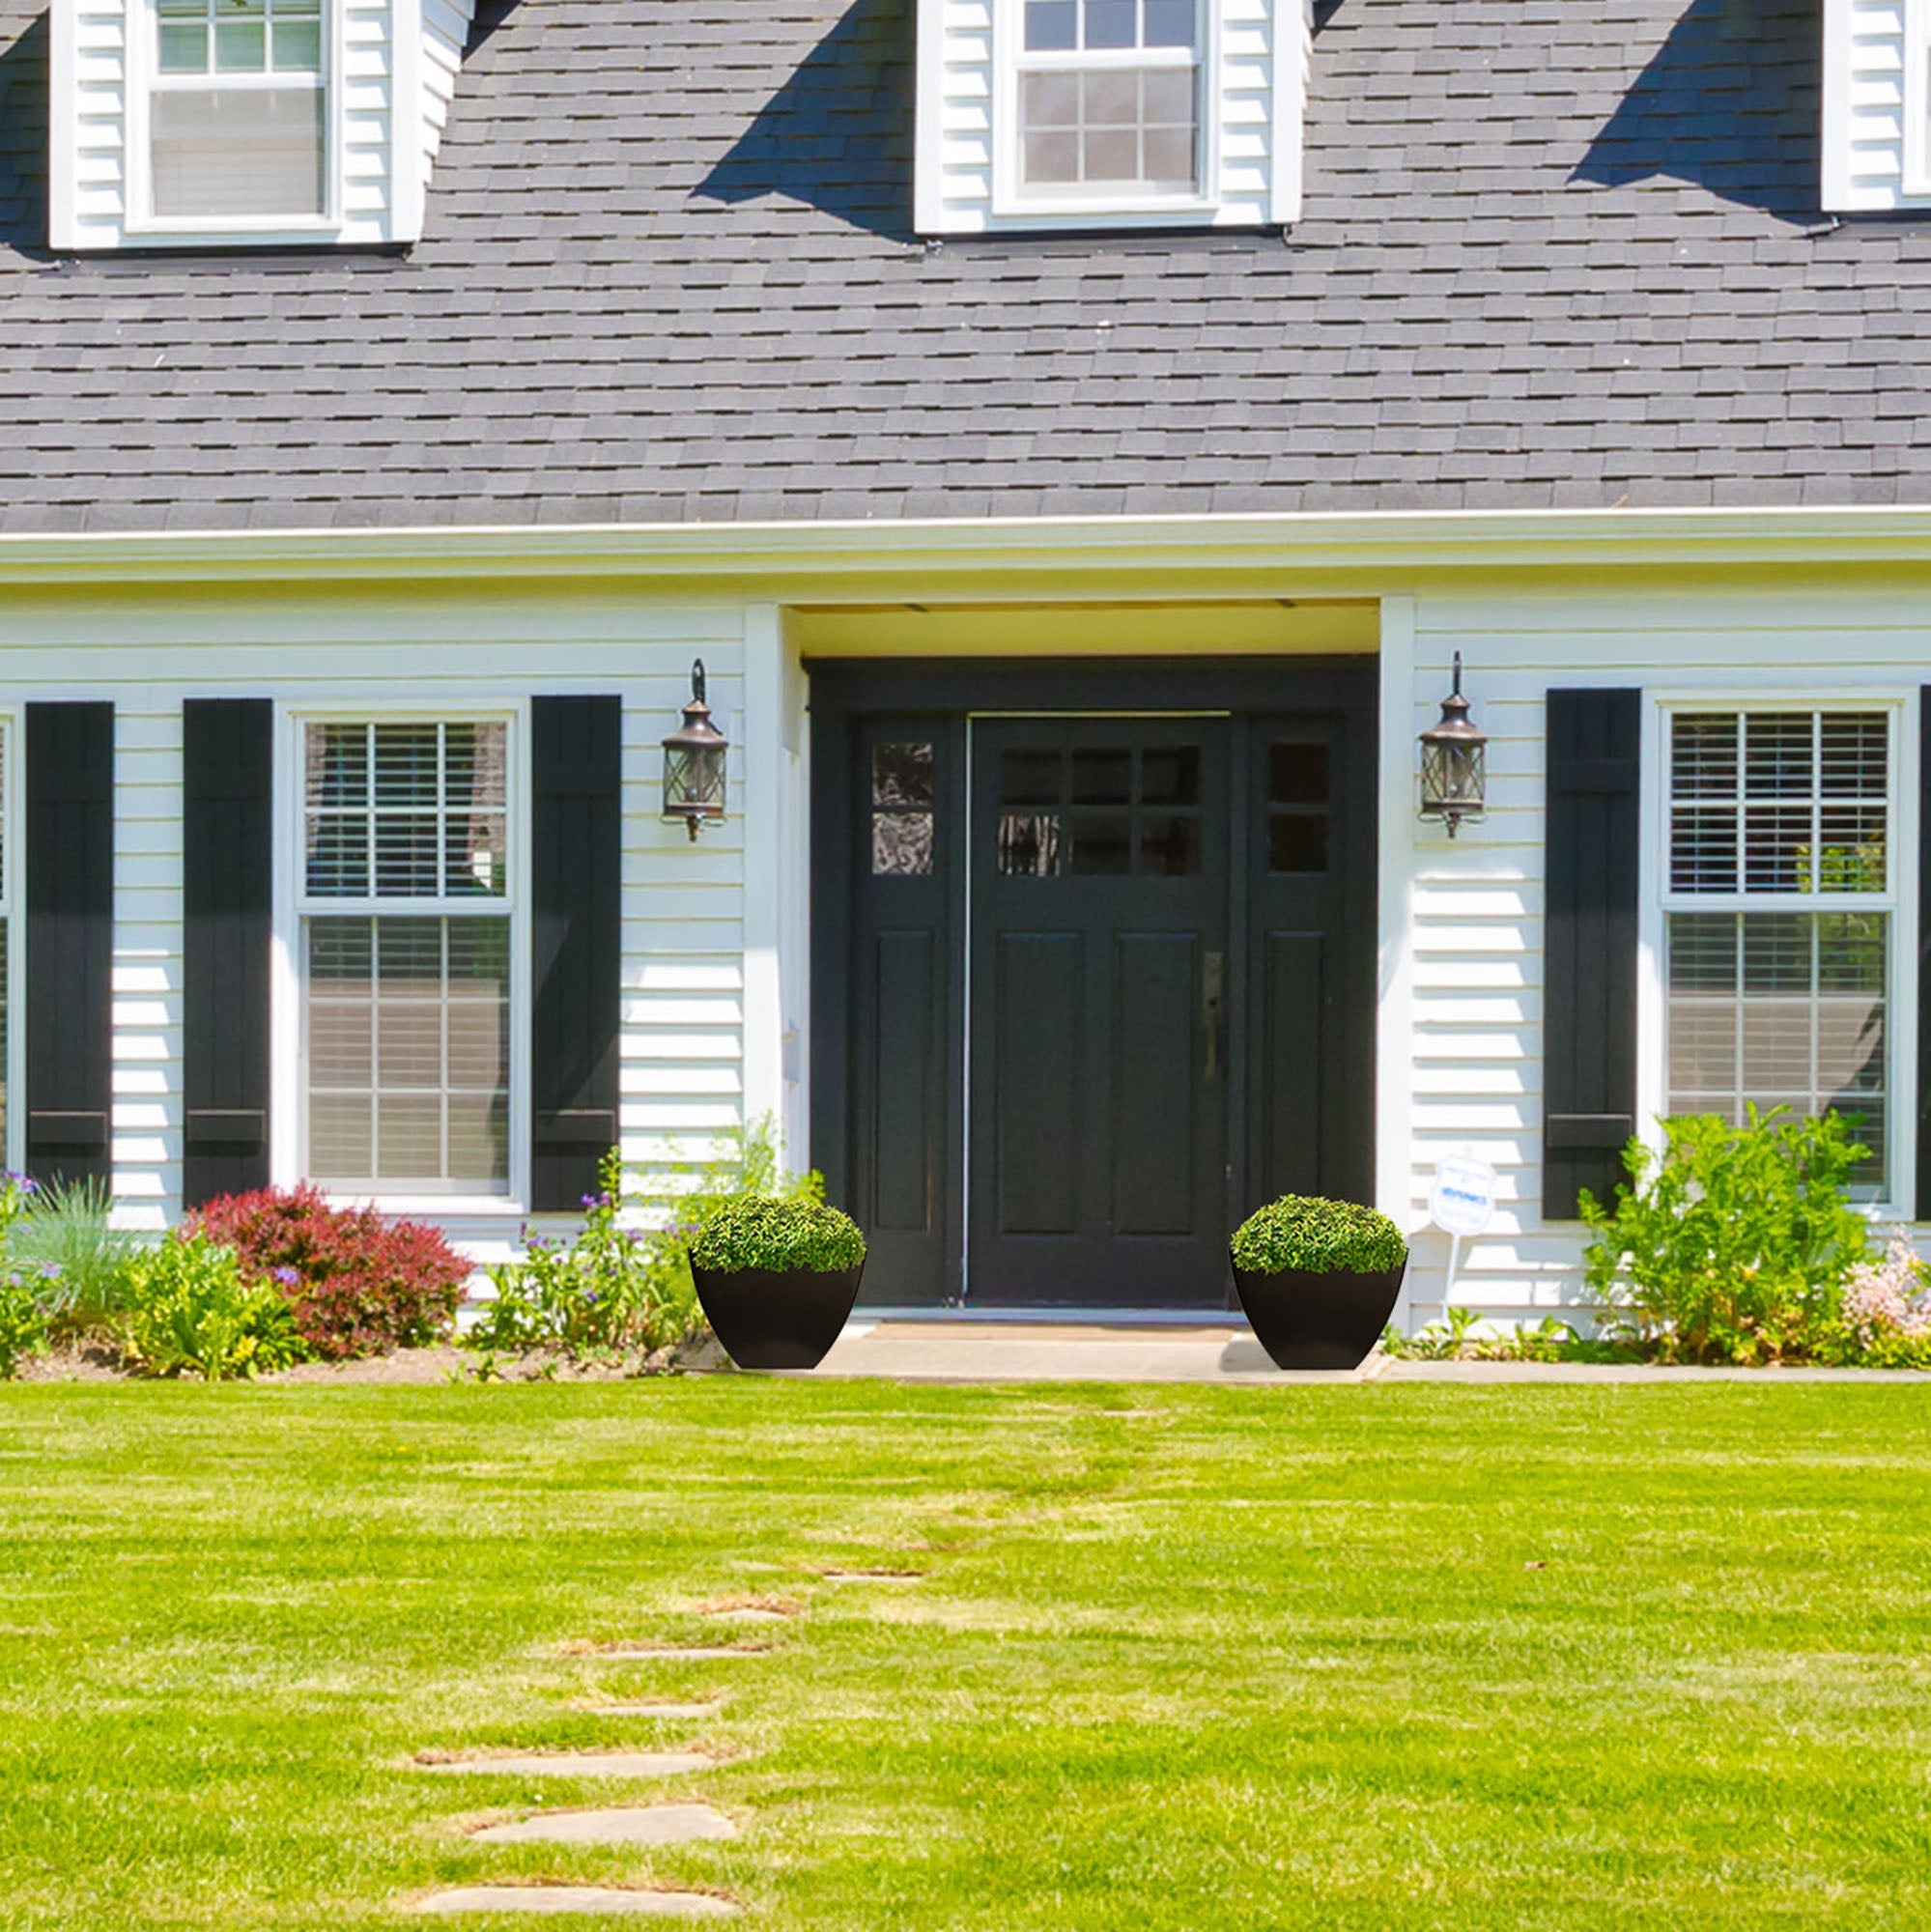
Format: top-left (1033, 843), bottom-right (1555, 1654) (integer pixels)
top-left (271, 699), bottom-right (531, 1217)
top-left (1907, 0), bottom-right (1931, 196)
top-left (1637, 692), bottom-right (1917, 1216)
top-left (991, 0), bottom-right (1222, 221)
top-left (125, 0), bottom-right (345, 243)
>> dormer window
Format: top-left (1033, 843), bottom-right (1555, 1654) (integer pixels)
top-left (1014, 0), bottom-right (1202, 207)
top-left (916, 0), bottom-right (1306, 237)
top-left (150, 0), bottom-right (327, 222)
top-left (48, 0), bottom-right (478, 251)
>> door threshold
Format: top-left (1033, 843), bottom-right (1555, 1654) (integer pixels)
top-left (858, 1306), bottom-right (1246, 1329)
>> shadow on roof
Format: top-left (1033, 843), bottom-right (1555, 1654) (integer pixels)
top-left (0, 9), bottom-right (48, 256)
top-left (694, 0), bottom-right (914, 242)
top-left (1572, 0), bottom-right (1824, 226)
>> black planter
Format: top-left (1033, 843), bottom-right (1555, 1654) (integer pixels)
top-left (1230, 1255), bottom-right (1407, 1371)
top-left (690, 1262), bottom-right (865, 1371)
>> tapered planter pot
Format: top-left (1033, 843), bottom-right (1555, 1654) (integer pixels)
top-left (1231, 1257), bottom-right (1407, 1372)
top-left (690, 1262), bottom-right (865, 1371)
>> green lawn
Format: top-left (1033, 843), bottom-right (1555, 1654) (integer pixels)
top-left (2, 1381), bottom-right (1929, 1930)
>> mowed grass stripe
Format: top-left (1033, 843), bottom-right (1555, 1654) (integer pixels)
top-left (0, 1382), bottom-right (1927, 1929)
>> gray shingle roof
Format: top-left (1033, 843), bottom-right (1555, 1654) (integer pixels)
top-left (0, 0), bottom-right (1924, 534)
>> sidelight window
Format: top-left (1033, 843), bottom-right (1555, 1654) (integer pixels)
top-left (1662, 708), bottom-right (1894, 1190)
top-left (871, 742), bottom-right (936, 877)
top-left (298, 718), bottom-right (515, 1197)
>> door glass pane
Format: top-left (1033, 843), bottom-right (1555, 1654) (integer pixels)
top-left (1068, 810), bottom-right (1130, 874)
top-left (1140, 746), bottom-right (1200, 806)
top-left (873, 742), bottom-right (934, 810)
top-left (1268, 743), bottom-right (1328, 806)
top-left (1071, 748), bottom-right (1131, 804)
top-left (873, 813), bottom-right (934, 877)
top-left (999, 748), bottom-right (1061, 807)
top-left (999, 812), bottom-right (1062, 877)
top-left (1139, 814), bottom-right (1200, 876)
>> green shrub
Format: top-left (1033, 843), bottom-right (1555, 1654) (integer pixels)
top-left (471, 1123), bottom-right (833, 1357)
top-left (0, 1267), bottom-right (48, 1379)
top-left (12, 1177), bottom-right (141, 1339)
top-left (689, 1195), bottom-right (866, 1274)
top-left (1579, 1106), bottom-right (1873, 1366)
top-left (470, 1146), bottom-right (698, 1356)
top-left (119, 1233), bottom-right (307, 1381)
top-left (1230, 1196), bottom-right (1406, 1275)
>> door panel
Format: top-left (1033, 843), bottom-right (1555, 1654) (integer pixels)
top-left (1112, 932), bottom-right (1199, 1236)
top-left (871, 929), bottom-right (936, 1233)
top-left (970, 717), bottom-right (1231, 1308)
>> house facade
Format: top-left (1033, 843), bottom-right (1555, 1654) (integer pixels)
top-left (1, 0), bottom-right (1928, 1324)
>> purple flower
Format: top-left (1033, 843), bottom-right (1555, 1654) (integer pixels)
top-left (273, 1266), bottom-right (300, 1286)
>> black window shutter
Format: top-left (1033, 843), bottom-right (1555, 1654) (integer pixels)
top-left (1918, 690), bottom-right (1931, 1219)
top-left (182, 699), bottom-right (273, 1209)
top-left (1543, 688), bottom-right (1641, 1220)
top-left (531, 696), bottom-right (622, 1210)
top-left (25, 702), bottom-right (115, 1191)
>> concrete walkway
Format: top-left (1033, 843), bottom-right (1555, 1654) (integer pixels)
top-left (807, 1321), bottom-right (1927, 1384)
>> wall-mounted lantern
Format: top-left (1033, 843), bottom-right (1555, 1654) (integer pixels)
top-left (662, 658), bottom-right (728, 840)
top-left (1418, 652), bottom-right (1488, 838)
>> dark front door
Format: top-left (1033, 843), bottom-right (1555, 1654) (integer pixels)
top-left (969, 718), bottom-right (1232, 1307)
top-left (809, 658), bottom-right (1379, 1314)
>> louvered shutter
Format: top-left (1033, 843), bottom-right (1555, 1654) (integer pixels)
top-left (25, 702), bottom-right (114, 1190)
top-left (1543, 689), bottom-right (1641, 1220)
top-left (183, 699), bottom-right (273, 1208)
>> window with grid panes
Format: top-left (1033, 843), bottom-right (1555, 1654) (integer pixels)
top-left (1663, 709), bottom-right (1893, 1191)
top-left (150, 0), bottom-right (327, 219)
top-left (1016, 0), bottom-right (1202, 199)
top-left (299, 721), bottom-right (513, 1195)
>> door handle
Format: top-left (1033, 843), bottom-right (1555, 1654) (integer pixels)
top-left (1203, 951), bottom-right (1226, 1083)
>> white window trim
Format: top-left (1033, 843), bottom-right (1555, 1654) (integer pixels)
top-left (270, 698), bottom-right (532, 1218)
top-left (1637, 691), bottom-right (1918, 1218)
top-left (123, 0), bottom-right (347, 245)
top-left (990, 0), bottom-right (1224, 222)
top-left (1908, 0), bottom-right (1931, 196)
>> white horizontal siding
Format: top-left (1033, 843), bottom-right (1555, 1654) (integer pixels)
top-left (1397, 585), bottom-right (1931, 1328)
top-left (420, 0), bottom-right (476, 174)
top-left (0, 595), bottom-right (759, 1268)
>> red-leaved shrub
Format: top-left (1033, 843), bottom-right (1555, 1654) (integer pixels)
top-left (187, 1185), bottom-right (469, 1360)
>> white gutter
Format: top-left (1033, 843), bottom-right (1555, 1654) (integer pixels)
top-left (8, 504), bottom-right (1931, 586)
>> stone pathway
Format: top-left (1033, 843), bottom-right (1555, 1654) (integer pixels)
top-left (414, 1751), bottom-right (712, 1778)
top-left (471, 1804), bottom-right (739, 1846)
top-left (418, 1887), bottom-right (736, 1918)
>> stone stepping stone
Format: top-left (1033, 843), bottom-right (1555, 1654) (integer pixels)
top-left (571, 1702), bottom-right (723, 1720)
top-left (472, 1805), bottom-right (738, 1846)
top-left (414, 1751), bottom-right (712, 1777)
top-left (820, 1569), bottom-right (925, 1583)
top-left (695, 1598), bottom-right (801, 1622)
top-left (560, 1642), bottom-right (771, 1661)
top-left (417, 1885), bottom-right (736, 1918)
